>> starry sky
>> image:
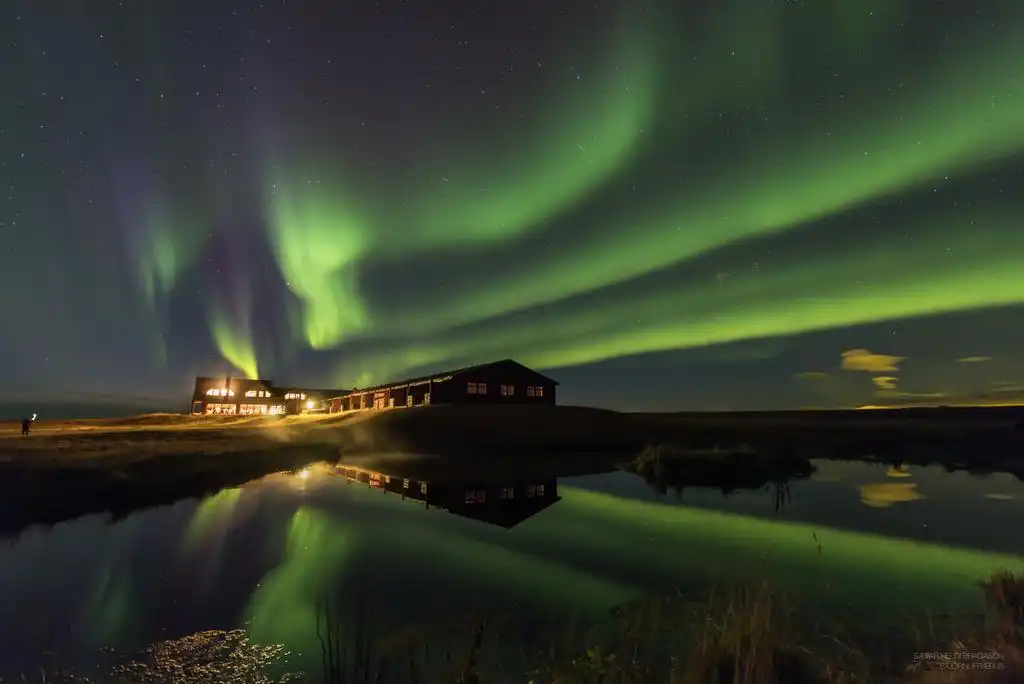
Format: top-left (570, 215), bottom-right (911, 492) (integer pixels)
top-left (2, 0), bottom-right (1024, 412)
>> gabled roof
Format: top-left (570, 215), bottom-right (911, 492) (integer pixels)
top-left (338, 358), bottom-right (559, 396)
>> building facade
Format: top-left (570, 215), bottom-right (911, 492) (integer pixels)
top-left (190, 377), bottom-right (346, 416)
top-left (326, 359), bottom-right (558, 413)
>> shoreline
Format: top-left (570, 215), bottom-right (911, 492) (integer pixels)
top-left (0, 404), bottom-right (1022, 538)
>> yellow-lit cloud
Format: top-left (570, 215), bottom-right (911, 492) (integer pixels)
top-left (958, 356), bottom-right (992, 363)
top-left (872, 376), bottom-right (899, 390)
top-left (840, 349), bottom-right (905, 373)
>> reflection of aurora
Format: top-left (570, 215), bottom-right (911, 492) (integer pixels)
top-left (236, 481), bottom-right (1022, 670)
top-left (0, 475), bottom-right (1021, 676)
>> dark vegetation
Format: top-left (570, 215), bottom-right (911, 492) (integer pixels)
top-left (15, 571), bottom-right (1021, 683)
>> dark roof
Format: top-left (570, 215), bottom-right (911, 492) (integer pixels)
top-left (280, 387), bottom-right (351, 396)
top-left (336, 358), bottom-right (559, 397)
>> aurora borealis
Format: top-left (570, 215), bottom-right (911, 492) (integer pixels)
top-left (3, 1), bottom-right (1024, 410)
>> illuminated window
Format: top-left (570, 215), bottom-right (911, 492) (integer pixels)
top-left (206, 388), bottom-right (219, 396)
top-left (245, 390), bottom-right (258, 397)
top-left (534, 386), bottom-right (543, 397)
top-left (467, 382), bottom-right (478, 394)
top-left (476, 383), bottom-right (487, 395)
top-left (500, 486), bottom-right (515, 500)
top-left (420, 483), bottom-right (428, 495)
top-left (500, 384), bottom-right (514, 396)
top-left (464, 489), bottom-right (475, 504)
top-left (465, 489), bottom-right (486, 504)
top-left (526, 387), bottom-right (534, 397)
top-left (536, 484), bottom-right (545, 496)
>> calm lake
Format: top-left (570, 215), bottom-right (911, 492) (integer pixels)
top-left (1, 458), bottom-right (1022, 680)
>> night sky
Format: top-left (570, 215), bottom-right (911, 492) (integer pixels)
top-left (2, 1), bottom-right (1023, 411)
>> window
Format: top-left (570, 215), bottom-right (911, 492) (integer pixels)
top-left (476, 383), bottom-right (487, 395)
top-left (526, 485), bottom-right (537, 497)
top-left (527, 386), bottom-right (544, 397)
top-left (500, 384), bottom-right (514, 396)
top-left (536, 484), bottom-right (545, 496)
top-left (500, 486), bottom-right (515, 500)
top-left (206, 388), bottom-right (219, 396)
top-left (245, 390), bottom-right (258, 397)
top-left (467, 382), bottom-right (478, 394)
top-left (526, 387), bottom-right (534, 397)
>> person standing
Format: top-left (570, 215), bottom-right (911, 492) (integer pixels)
top-left (21, 417), bottom-right (31, 436)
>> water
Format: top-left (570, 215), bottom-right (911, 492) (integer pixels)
top-left (0, 459), bottom-right (1022, 680)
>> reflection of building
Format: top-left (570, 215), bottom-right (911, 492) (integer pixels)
top-left (326, 359), bottom-right (559, 413)
top-left (334, 465), bottom-right (561, 528)
top-left (190, 377), bottom-right (348, 416)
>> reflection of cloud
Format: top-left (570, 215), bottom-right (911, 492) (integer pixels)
top-left (859, 482), bottom-right (925, 508)
top-left (984, 493), bottom-right (1015, 501)
top-left (840, 349), bottom-right (905, 373)
top-left (958, 356), bottom-right (992, 363)
top-left (886, 465), bottom-right (912, 478)
top-left (872, 376), bottom-right (899, 390)
top-left (795, 371), bottom-right (829, 381)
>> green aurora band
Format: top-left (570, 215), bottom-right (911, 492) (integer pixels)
top-left (195, 3), bottom-right (1024, 382)
top-left (339, 204), bottom-right (1024, 382)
